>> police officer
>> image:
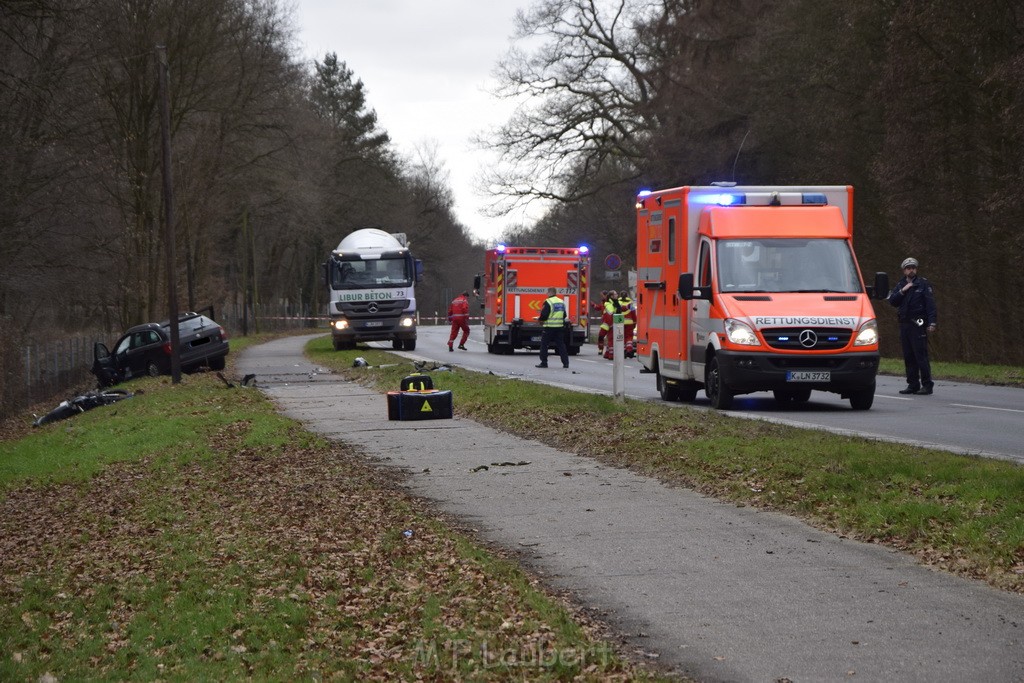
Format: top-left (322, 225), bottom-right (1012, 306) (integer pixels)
top-left (536, 287), bottom-right (569, 369)
top-left (888, 257), bottom-right (938, 394)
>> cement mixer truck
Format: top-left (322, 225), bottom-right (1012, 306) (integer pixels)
top-left (323, 228), bottom-right (423, 351)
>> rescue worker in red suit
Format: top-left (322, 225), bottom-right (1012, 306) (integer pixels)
top-left (620, 292), bottom-right (637, 358)
top-left (594, 290), bottom-right (618, 355)
top-left (447, 290), bottom-right (470, 351)
top-left (603, 292), bottom-right (635, 359)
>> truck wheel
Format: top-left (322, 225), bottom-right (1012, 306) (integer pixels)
top-left (568, 346), bottom-right (580, 356)
top-left (332, 336), bottom-right (344, 351)
top-left (404, 339), bottom-right (416, 351)
top-left (705, 356), bottom-right (734, 410)
top-left (392, 339), bottom-right (403, 350)
top-left (849, 386), bottom-right (875, 410)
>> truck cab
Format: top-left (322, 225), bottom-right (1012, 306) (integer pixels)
top-left (324, 228), bottom-right (423, 351)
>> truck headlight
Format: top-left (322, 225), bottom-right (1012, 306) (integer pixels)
top-left (400, 317), bottom-right (414, 328)
top-left (333, 319), bottom-right (349, 330)
top-left (854, 319), bottom-right (878, 346)
top-left (724, 319), bottom-right (760, 346)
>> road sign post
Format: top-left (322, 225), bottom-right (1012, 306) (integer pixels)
top-left (612, 313), bottom-right (625, 401)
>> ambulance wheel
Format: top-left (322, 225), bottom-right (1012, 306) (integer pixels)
top-left (848, 386), bottom-right (874, 410)
top-left (657, 368), bottom-right (681, 402)
top-left (705, 356), bottom-right (733, 410)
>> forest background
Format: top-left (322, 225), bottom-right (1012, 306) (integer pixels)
top-left (2, 0), bottom-right (1023, 416)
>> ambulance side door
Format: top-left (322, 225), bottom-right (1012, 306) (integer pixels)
top-left (689, 237), bottom-right (714, 381)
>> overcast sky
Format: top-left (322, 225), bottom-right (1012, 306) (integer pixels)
top-left (292, 0), bottom-right (535, 243)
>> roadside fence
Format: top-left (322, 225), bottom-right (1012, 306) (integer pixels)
top-left (2, 306), bottom-right (602, 422)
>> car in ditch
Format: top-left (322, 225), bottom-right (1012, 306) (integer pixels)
top-left (92, 312), bottom-right (230, 386)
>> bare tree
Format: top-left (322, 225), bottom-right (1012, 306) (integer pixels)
top-left (480, 0), bottom-right (681, 212)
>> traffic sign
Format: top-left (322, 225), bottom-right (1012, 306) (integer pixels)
top-left (605, 253), bottom-right (621, 270)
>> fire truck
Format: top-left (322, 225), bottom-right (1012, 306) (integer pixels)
top-left (473, 245), bottom-right (591, 355)
top-left (635, 185), bottom-right (888, 410)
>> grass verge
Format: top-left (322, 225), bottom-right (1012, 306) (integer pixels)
top-left (878, 357), bottom-right (1024, 387)
top-left (1, 369), bottom-right (663, 681)
top-left (307, 337), bottom-right (1024, 594)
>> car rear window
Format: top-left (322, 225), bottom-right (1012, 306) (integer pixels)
top-left (168, 315), bottom-right (218, 333)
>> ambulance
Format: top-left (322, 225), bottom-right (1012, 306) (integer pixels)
top-left (473, 245), bottom-right (591, 355)
top-left (634, 185), bottom-right (888, 410)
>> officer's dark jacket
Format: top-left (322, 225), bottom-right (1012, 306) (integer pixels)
top-left (888, 276), bottom-right (937, 326)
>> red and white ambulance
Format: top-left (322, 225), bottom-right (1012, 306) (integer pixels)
top-left (634, 185), bottom-right (888, 410)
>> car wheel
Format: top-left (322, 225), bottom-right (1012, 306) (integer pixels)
top-left (209, 355), bottom-right (226, 371)
top-left (705, 356), bottom-right (733, 410)
top-left (146, 360), bottom-right (161, 377)
top-left (403, 339), bottom-right (416, 351)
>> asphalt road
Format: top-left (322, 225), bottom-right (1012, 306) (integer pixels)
top-left (397, 326), bottom-right (1024, 464)
top-left (239, 334), bottom-right (1024, 682)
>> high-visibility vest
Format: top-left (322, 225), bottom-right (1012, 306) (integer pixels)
top-left (600, 299), bottom-right (616, 330)
top-left (543, 296), bottom-right (567, 328)
top-left (619, 297), bottom-right (636, 325)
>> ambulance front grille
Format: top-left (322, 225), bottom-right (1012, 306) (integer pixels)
top-left (762, 327), bottom-right (851, 351)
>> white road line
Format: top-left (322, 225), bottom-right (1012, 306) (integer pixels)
top-left (950, 403), bottom-right (1024, 414)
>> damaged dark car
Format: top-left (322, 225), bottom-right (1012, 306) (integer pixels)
top-left (92, 312), bottom-right (230, 386)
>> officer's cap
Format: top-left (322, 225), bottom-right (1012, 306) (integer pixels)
top-left (901, 257), bottom-right (919, 269)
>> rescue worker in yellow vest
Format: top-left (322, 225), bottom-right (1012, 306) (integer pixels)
top-left (595, 290), bottom-right (618, 355)
top-left (604, 291), bottom-right (635, 360)
top-left (620, 292), bottom-right (637, 358)
top-left (535, 287), bottom-right (569, 369)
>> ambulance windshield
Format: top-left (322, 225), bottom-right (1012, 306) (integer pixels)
top-left (331, 256), bottom-right (412, 289)
top-left (717, 239), bottom-right (861, 294)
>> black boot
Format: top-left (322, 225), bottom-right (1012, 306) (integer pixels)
top-left (898, 385), bottom-right (919, 395)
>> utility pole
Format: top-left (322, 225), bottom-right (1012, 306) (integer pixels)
top-left (156, 44), bottom-right (181, 383)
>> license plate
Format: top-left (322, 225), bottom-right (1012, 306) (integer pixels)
top-left (530, 336), bottom-right (541, 342)
top-left (787, 371), bottom-right (830, 382)
top-left (364, 321), bottom-right (383, 328)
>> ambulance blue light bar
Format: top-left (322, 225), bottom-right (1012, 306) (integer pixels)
top-left (496, 244), bottom-right (507, 253)
top-left (578, 245), bottom-right (589, 255)
top-left (692, 191), bottom-right (830, 207)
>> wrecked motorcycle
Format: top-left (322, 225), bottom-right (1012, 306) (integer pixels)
top-left (32, 389), bottom-right (133, 427)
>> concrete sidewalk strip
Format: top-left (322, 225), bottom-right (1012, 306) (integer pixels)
top-left (239, 335), bottom-right (1024, 682)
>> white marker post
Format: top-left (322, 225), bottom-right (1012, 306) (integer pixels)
top-left (612, 313), bottom-right (625, 401)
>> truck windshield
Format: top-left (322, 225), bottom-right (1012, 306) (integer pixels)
top-left (717, 239), bottom-right (862, 294)
top-left (331, 256), bottom-right (411, 289)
